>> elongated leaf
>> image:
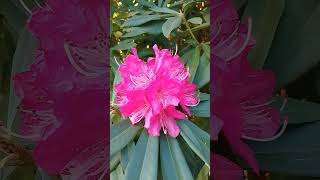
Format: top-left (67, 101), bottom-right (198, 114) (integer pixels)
top-left (196, 165), bottom-right (210, 180)
top-left (189, 100), bottom-right (209, 117)
top-left (271, 97), bottom-right (320, 124)
top-left (150, 7), bottom-right (180, 15)
top-left (110, 120), bottom-right (141, 156)
top-left (137, 0), bottom-right (156, 8)
top-left (160, 133), bottom-right (193, 180)
top-left (111, 40), bottom-right (136, 51)
top-left (121, 141), bottom-right (135, 171)
top-left (0, 0), bottom-right (27, 34)
top-left (123, 21), bottom-right (164, 38)
top-left (193, 54), bottom-right (210, 88)
top-left (178, 136), bottom-right (204, 178)
top-left (264, 0), bottom-right (320, 88)
top-left (180, 48), bottom-right (195, 64)
top-left (187, 17), bottom-right (203, 25)
top-left (122, 15), bottom-right (162, 27)
top-left (162, 16), bottom-right (182, 38)
top-left (178, 120), bottom-right (210, 167)
top-left (7, 28), bottom-right (38, 131)
top-left (201, 43), bottom-right (210, 59)
top-left (111, 152), bottom-right (121, 172)
top-left (199, 93), bottom-right (209, 101)
top-left (111, 164), bottom-right (125, 180)
top-left (248, 121), bottom-right (320, 176)
top-left (242, 0), bottom-right (285, 68)
top-left (124, 130), bottom-right (159, 180)
top-left (187, 46), bottom-right (200, 82)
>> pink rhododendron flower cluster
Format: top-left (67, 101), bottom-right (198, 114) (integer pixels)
top-left (115, 45), bottom-right (200, 138)
top-left (14, 0), bottom-right (108, 179)
top-left (212, 0), bottom-right (282, 178)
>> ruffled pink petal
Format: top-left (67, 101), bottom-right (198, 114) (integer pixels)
top-left (147, 116), bottom-right (161, 137)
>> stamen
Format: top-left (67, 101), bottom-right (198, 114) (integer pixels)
top-left (64, 42), bottom-right (101, 77)
top-left (242, 100), bottom-right (274, 110)
top-left (19, 0), bottom-right (32, 15)
top-left (213, 21), bottom-right (240, 50)
top-left (242, 118), bottom-right (288, 142)
top-left (226, 17), bottom-right (252, 61)
top-left (280, 98), bottom-right (288, 112)
top-left (0, 154), bottom-right (17, 168)
top-left (34, 0), bottom-right (42, 8)
top-left (174, 43), bottom-right (178, 56)
top-left (114, 56), bottom-right (120, 67)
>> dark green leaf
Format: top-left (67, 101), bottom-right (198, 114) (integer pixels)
top-left (111, 153), bottom-right (121, 172)
top-left (178, 120), bottom-right (210, 167)
top-left (272, 97), bottom-right (320, 124)
top-left (112, 40), bottom-right (136, 51)
top-left (7, 28), bottom-right (37, 131)
top-left (162, 16), bottom-right (182, 38)
top-left (242, 0), bottom-right (285, 68)
top-left (189, 100), bottom-right (209, 117)
top-left (122, 15), bottom-right (162, 27)
top-left (187, 17), bottom-right (203, 25)
top-left (124, 130), bottom-right (159, 180)
top-left (110, 120), bottom-right (142, 157)
top-left (264, 0), bottom-right (320, 88)
top-left (121, 141), bottom-right (135, 172)
top-left (160, 133), bottom-right (193, 180)
top-left (150, 7), bottom-right (180, 15)
top-left (193, 54), bottom-right (210, 88)
top-left (0, 0), bottom-right (27, 34)
top-left (187, 46), bottom-right (200, 82)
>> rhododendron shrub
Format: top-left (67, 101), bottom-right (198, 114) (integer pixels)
top-left (110, 0), bottom-right (210, 179)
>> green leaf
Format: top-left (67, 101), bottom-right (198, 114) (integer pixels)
top-left (189, 100), bottom-right (209, 117)
top-left (160, 133), bottom-right (193, 180)
top-left (271, 97), bottom-right (320, 124)
top-left (0, 0), bottom-right (27, 34)
top-left (110, 120), bottom-right (142, 157)
top-left (196, 165), bottom-right (210, 180)
top-left (201, 43), bottom-right (210, 59)
top-left (264, 0), bottom-right (320, 88)
top-left (178, 120), bottom-right (210, 168)
top-left (248, 121), bottom-right (320, 176)
top-left (193, 53), bottom-right (210, 88)
top-left (187, 46), bottom-right (200, 82)
top-left (180, 48), bottom-right (195, 64)
top-left (123, 21), bottom-right (164, 38)
top-left (150, 7), bottom-right (180, 15)
top-left (124, 130), bottom-right (159, 180)
top-left (7, 28), bottom-right (38, 131)
top-left (137, 0), bottom-right (156, 8)
top-left (199, 93), bottom-right (209, 101)
top-left (111, 164), bottom-right (125, 180)
top-left (242, 0), bottom-right (285, 68)
top-left (112, 40), bottom-right (136, 51)
top-left (6, 164), bottom-right (36, 180)
top-left (187, 17), bottom-right (203, 25)
top-left (121, 141), bottom-right (135, 172)
top-left (111, 152), bottom-right (121, 171)
top-left (122, 15), bottom-right (162, 27)
top-left (111, 71), bottom-right (121, 104)
top-left (178, 136), bottom-right (205, 178)
top-left (162, 16), bottom-right (182, 38)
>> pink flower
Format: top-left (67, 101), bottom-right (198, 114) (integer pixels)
top-left (13, 0), bottom-right (108, 178)
top-left (212, 0), bottom-right (282, 174)
top-left (115, 45), bottom-right (199, 138)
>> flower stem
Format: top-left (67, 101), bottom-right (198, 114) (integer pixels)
top-left (182, 15), bottom-right (200, 46)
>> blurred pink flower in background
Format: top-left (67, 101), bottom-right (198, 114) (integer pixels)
top-left (212, 0), bottom-right (282, 177)
top-left (14, 0), bottom-right (108, 178)
top-left (115, 45), bottom-right (199, 138)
